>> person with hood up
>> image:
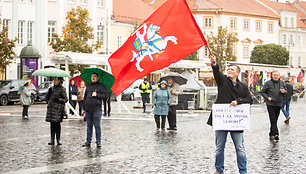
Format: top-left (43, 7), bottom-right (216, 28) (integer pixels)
top-left (153, 80), bottom-right (172, 131)
top-left (20, 80), bottom-right (32, 118)
top-left (45, 77), bottom-right (68, 145)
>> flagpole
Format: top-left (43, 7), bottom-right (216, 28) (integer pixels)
top-left (206, 44), bottom-right (213, 56)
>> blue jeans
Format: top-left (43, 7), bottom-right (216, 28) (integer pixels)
top-left (85, 111), bottom-right (102, 144)
top-left (215, 131), bottom-right (247, 174)
top-left (281, 100), bottom-right (290, 118)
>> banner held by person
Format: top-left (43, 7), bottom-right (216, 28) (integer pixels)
top-left (108, 0), bottom-right (207, 96)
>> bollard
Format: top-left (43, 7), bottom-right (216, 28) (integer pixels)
top-left (133, 97), bottom-right (142, 109)
top-left (145, 103), bottom-right (153, 116)
top-left (188, 101), bottom-right (195, 114)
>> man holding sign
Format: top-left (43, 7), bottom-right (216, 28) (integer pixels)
top-left (207, 54), bottom-right (252, 174)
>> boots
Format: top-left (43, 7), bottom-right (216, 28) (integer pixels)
top-left (57, 140), bottom-right (62, 145)
top-left (48, 131), bottom-right (55, 145)
top-left (56, 128), bottom-right (62, 145)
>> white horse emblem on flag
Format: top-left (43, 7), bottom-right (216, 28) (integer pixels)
top-left (130, 23), bottom-right (178, 72)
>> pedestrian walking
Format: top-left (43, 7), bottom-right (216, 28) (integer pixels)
top-left (207, 54), bottom-right (252, 174)
top-left (82, 73), bottom-right (107, 148)
top-left (139, 78), bottom-right (152, 112)
top-left (45, 77), bottom-right (68, 146)
top-left (261, 71), bottom-right (286, 141)
top-left (20, 80), bottom-right (32, 119)
top-left (167, 77), bottom-right (183, 131)
top-left (77, 80), bottom-right (86, 116)
top-left (281, 77), bottom-right (294, 124)
top-left (103, 91), bottom-right (112, 116)
top-left (153, 80), bottom-right (171, 131)
top-left (69, 80), bottom-right (78, 115)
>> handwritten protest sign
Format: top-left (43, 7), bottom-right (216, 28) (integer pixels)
top-left (212, 104), bottom-right (251, 131)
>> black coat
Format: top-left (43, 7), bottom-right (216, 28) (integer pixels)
top-left (207, 64), bottom-right (253, 126)
top-left (83, 82), bottom-right (107, 113)
top-left (69, 85), bottom-right (78, 100)
top-left (283, 81), bottom-right (294, 100)
top-left (45, 84), bottom-right (68, 122)
top-left (261, 79), bottom-right (286, 106)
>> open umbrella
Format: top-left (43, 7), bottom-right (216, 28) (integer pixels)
top-left (69, 75), bottom-right (84, 87)
top-left (159, 72), bottom-right (187, 85)
top-left (80, 68), bottom-right (115, 92)
top-left (32, 68), bottom-right (71, 77)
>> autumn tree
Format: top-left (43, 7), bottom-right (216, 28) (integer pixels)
top-left (207, 26), bottom-right (239, 72)
top-left (50, 6), bottom-right (101, 75)
top-left (250, 44), bottom-right (289, 65)
top-left (0, 23), bottom-right (17, 77)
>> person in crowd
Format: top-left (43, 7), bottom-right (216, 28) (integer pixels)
top-left (167, 77), bottom-right (183, 131)
top-left (261, 71), bottom-right (286, 140)
top-left (281, 77), bottom-right (294, 124)
top-left (153, 80), bottom-right (171, 131)
top-left (20, 80), bottom-right (32, 119)
top-left (139, 78), bottom-right (152, 113)
top-left (77, 81), bottom-right (86, 116)
top-left (82, 73), bottom-right (107, 148)
top-left (207, 54), bottom-right (252, 174)
top-left (103, 91), bottom-right (112, 116)
top-left (45, 77), bottom-right (68, 146)
top-left (69, 79), bottom-right (78, 115)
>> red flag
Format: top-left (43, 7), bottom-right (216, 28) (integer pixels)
top-left (109, 0), bottom-right (207, 96)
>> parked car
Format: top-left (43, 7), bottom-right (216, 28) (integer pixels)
top-left (121, 79), bottom-right (142, 100)
top-left (0, 80), bottom-right (37, 106)
top-left (36, 81), bottom-right (68, 102)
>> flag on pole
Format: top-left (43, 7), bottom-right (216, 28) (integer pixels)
top-left (108, 0), bottom-right (207, 96)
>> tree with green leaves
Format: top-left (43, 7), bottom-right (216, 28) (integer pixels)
top-left (207, 26), bottom-right (239, 72)
top-left (0, 24), bottom-right (17, 77)
top-left (250, 44), bottom-right (289, 65)
top-left (50, 6), bottom-right (101, 75)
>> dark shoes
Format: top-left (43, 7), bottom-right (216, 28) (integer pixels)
top-left (81, 142), bottom-right (91, 147)
top-left (284, 116), bottom-right (291, 124)
top-left (57, 140), bottom-right (62, 145)
top-left (167, 127), bottom-right (177, 131)
top-left (48, 141), bottom-right (55, 145)
top-left (97, 143), bottom-right (102, 148)
top-left (270, 135), bottom-right (279, 141)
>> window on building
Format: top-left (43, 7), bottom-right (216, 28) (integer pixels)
top-left (97, 25), bottom-right (104, 44)
top-left (27, 21), bottom-right (33, 44)
top-left (268, 22), bottom-right (274, 33)
top-left (48, 21), bottom-right (56, 43)
top-left (97, 0), bottom-right (104, 6)
top-left (290, 17), bottom-right (294, 27)
top-left (243, 46), bottom-right (249, 58)
top-left (230, 18), bottom-right (237, 30)
top-left (243, 19), bottom-right (249, 31)
top-left (289, 35), bottom-right (294, 46)
top-left (284, 17), bottom-right (288, 27)
top-left (283, 34), bottom-right (287, 45)
top-left (298, 35), bottom-right (302, 46)
top-left (117, 35), bottom-right (122, 49)
top-left (18, 21), bottom-right (25, 44)
top-left (28, 0), bottom-right (34, 3)
top-left (204, 17), bottom-right (213, 28)
top-left (231, 45), bottom-right (236, 56)
top-left (204, 47), bottom-right (209, 57)
top-left (256, 20), bottom-right (262, 32)
top-left (298, 56), bottom-right (301, 67)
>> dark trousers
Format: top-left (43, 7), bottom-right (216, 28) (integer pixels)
top-left (154, 115), bottom-right (167, 129)
top-left (267, 105), bottom-right (281, 136)
top-left (141, 93), bottom-right (150, 112)
top-left (78, 100), bottom-right (83, 115)
top-left (103, 97), bottom-right (111, 115)
top-left (50, 122), bottom-right (61, 141)
top-left (167, 105), bottom-right (177, 128)
top-left (22, 105), bottom-right (29, 117)
top-left (70, 100), bottom-right (76, 114)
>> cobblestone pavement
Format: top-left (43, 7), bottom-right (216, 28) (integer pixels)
top-left (0, 100), bottom-right (305, 174)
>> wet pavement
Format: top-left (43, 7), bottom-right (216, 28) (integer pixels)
top-left (0, 100), bottom-right (306, 173)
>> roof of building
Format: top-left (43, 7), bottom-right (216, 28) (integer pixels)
top-left (113, 0), bottom-right (154, 25)
top-left (258, 0), bottom-right (306, 28)
top-left (143, 0), bottom-right (279, 18)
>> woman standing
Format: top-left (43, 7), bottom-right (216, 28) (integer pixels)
top-left (69, 80), bottom-right (78, 115)
top-left (45, 77), bottom-right (68, 145)
top-left (77, 81), bottom-right (86, 116)
top-left (153, 80), bottom-right (171, 131)
top-left (20, 81), bottom-right (32, 118)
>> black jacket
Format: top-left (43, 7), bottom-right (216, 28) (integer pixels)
top-left (69, 85), bottom-right (78, 100)
top-left (83, 82), bottom-right (107, 112)
top-left (261, 79), bottom-right (286, 106)
top-left (207, 64), bottom-right (253, 126)
top-left (283, 81), bottom-right (294, 100)
top-left (45, 84), bottom-right (68, 122)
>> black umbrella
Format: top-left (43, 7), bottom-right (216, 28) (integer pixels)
top-left (159, 72), bottom-right (187, 85)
